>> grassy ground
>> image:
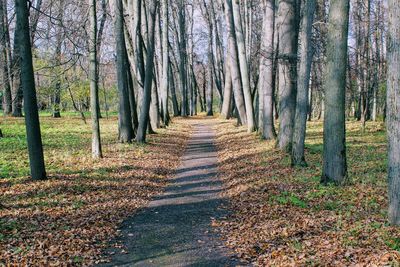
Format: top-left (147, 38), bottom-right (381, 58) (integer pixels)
top-left (214, 119), bottom-right (400, 266)
top-left (0, 114), bottom-right (191, 265)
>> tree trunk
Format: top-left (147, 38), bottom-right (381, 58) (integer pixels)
top-left (16, 0), bottom-right (46, 180)
top-left (132, 0), bottom-right (145, 116)
top-left (291, 0), bottom-right (316, 166)
top-left (206, 18), bottom-right (214, 116)
top-left (169, 62), bottom-right (180, 116)
top-left (89, 0), bottom-right (102, 159)
top-left (276, 0), bottom-right (300, 151)
top-left (206, 47), bottom-right (214, 116)
top-left (149, 78), bottom-right (160, 130)
top-left (115, 0), bottom-right (134, 143)
top-left (224, 0), bottom-right (247, 125)
top-left (0, 0), bottom-right (11, 115)
top-left (387, 0), bottom-right (400, 225)
top-left (126, 58), bottom-right (139, 132)
top-left (371, 0), bottom-right (380, 122)
top-left (178, 0), bottom-right (188, 117)
top-left (160, 0), bottom-right (169, 125)
top-left (321, 0), bottom-right (350, 185)
top-left (12, 18), bottom-right (23, 117)
top-left (232, 0), bottom-right (256, 132)
top-left (136, 1), bottom-right (157, 143)
top-left (259, 0), bottom-right (277, 140)
top-left (220, 44), bottom-right (233, 119)
top-left (52, 0), bottom-right (64, 119)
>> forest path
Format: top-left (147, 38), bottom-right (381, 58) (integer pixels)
top-left (101, 121), bottom-right (241, 266)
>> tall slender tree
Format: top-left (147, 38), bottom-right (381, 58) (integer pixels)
top-left (160, 0), bottom-right (170, 126)
top-left (259, 0), bottom-right (277, 140)
top-left (178, 0), bottom-right (188, 117)
top-left (52, 0), bottom-right (65, 118)
top-left (224, 0), bottom-right (247, 125)
top-left (276, 0), bottom-right (300, 151)
top-left (11, 14), bottom-right (23, 118)
top-left (136, 0), bottom-right (158, 143)
top-left (16, 0), bottom-right (46, 180)
top-left (232, 0), bottom-right (256, 132)
top-left (0, 0), bottom-right (11, 115)
top-left (387, 0), bottom-right (400, 225)
top-left (291, 0), bottom-right (316, 166)
top-left (115, 0), bottom-right (134, 143)
top-left (321, 0), bottom-right (350, 185)
top-left (89, 0), bottom-right (102, 158)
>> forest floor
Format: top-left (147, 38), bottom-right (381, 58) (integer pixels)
top-left (214, 118), bottom-right (400, 266)
top-left (1, 115), bottom-right (400, 266)
top-left (0, 114), bottom-right (190, 265)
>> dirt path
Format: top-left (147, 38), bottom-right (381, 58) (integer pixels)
top-left (101, 122), bottom-right (240, 266)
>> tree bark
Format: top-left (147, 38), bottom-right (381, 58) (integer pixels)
top-left (160, 0), bottom-right (170, 125)
top-left (206, 13), bottom-right (214, 116)
top-left (224, 0), bottom-right (247, 125)
top-left (16, 0), bottom-right (46, 180)
top-left (89, 0), bottom-right (102, 159)
top-left (126, 57), bottom-right (139, 132)
top-left (11, 17), bottom-right (23, 117)
top-left (387, 0), bottom-right (400, 225)
top-left (52, 0), bottom-right (64, 118)
top-left (232, 0), bottom-right (256, 132)
top-left (276, 0), bottom-right (300, 151)
top-left (321, 0), bottom-right (350, 185)
top-left (0, 0), bottom-right (11, 115)
top-left (169, 62), bottom-right (180, 116)
top-left (220, 44), bottom-right (233, 119)
top-left (291, 0), bottom-right (316, 166)
top-left (115, 0), bottom-right (134, 143)
top-left (150, 77), bottom-right (160, 130)
top-left (136, 1), bottom-right (157, 143)
top-left (259, 0), bottom-right (277, 140)
top-left (178, 0), bottom-right (188, 117)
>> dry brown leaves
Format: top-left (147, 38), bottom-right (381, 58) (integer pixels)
top-left (214, 119), bottom-right (400, 266)
top-left (0, 119), bottom-right (191, 266)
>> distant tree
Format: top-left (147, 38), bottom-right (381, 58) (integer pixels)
top-left (0, 0), bottom-right (12, 115)
top-left (321, 0), bottom-right (350, 185)
top-left (16, 0), bottom-right (46, 180)
top-left (387, 0), bottom-right (400, 225)
top-left (51, 0), bottom-right (65, 118)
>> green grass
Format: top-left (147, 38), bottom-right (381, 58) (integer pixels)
top-left (0, 112), bottom-right (119, 179)
top-left (270, 191), bottom-right (308, 209)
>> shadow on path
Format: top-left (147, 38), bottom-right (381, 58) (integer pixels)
top-left (99, 123), bottom-right (242, 267)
